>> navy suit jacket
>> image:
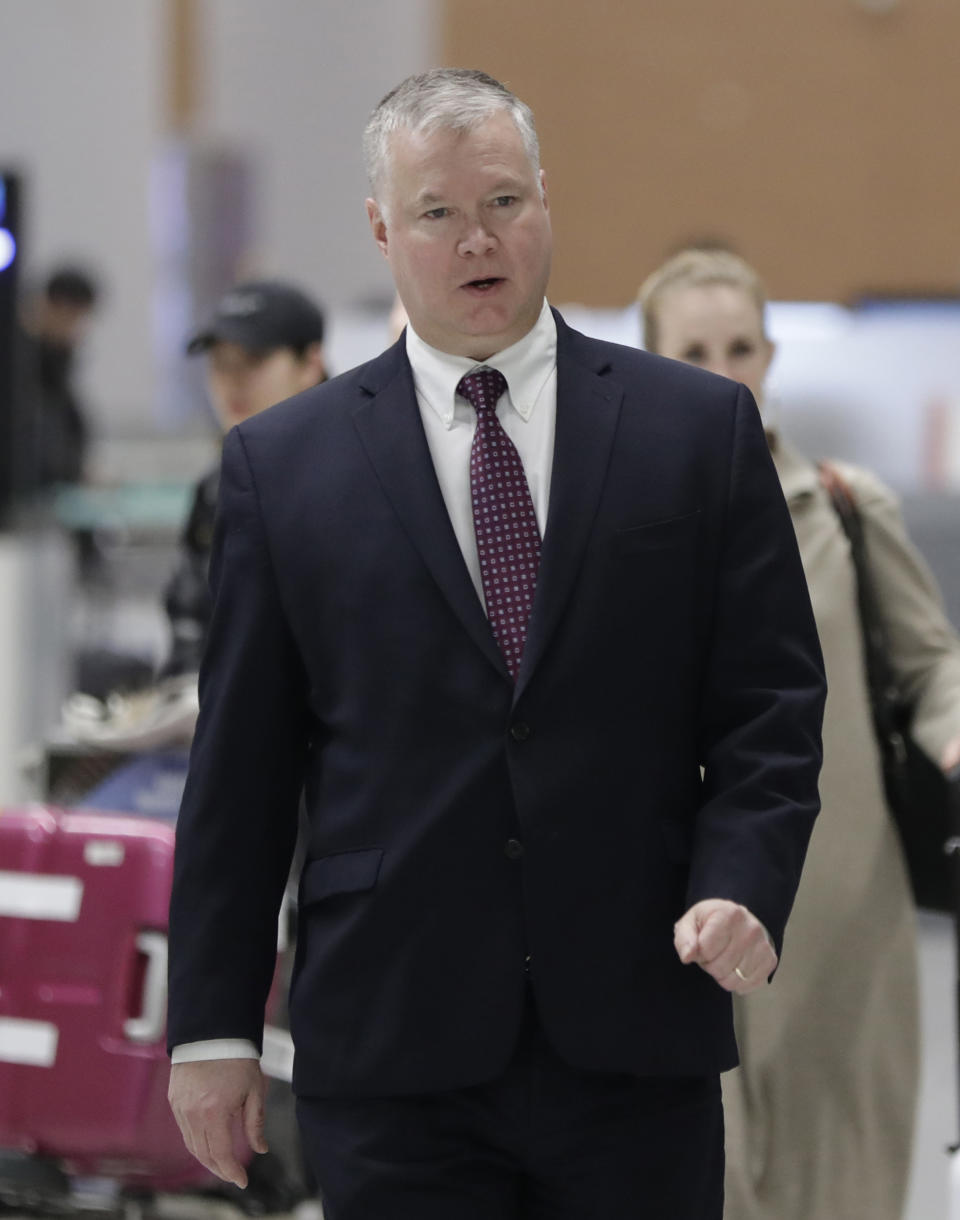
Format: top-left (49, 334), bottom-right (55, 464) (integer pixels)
top-left (168, 312), bottom-right (825, 1098)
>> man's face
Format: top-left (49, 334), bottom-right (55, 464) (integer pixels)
top-left (205, 342), bottom-right (324, 431)
top-left (366, 111), bottom-right (552, 360)
top-left (41, 300), bottom-right (94, 348)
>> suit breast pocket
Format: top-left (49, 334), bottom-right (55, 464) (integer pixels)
top-left (614, 509), bottom-right (701, 557)
top-left (300, 848), bottom-right (383, 906)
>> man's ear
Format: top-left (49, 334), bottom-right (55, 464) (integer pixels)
top-left (366, 198), bottom-right (389, 257)
top-left (539, 169), bottom-right (549, 212)
top-left (301, 342), bottom-right (328, 387)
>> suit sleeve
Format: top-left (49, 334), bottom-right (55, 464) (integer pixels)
top-left (691, 385), bottom-right (827, 954)
top-left (167, 426), bottom-right (310, 1054)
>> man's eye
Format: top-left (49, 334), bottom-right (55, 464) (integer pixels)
top-left (424, 207), bottom-right (449, 220)
top-left (492, 196), bottom-right (516, 207)
top-left (681, 346), bottom-right (707, 363)
top-left (730, 340), bottom-right (755, 358)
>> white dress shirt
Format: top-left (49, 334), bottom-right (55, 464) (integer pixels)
top-left (406, 298), bottom-right (557, 601)
top-left (171, 300), bottom-right (560, 1067)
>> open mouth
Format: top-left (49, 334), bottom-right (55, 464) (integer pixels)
top-left (463, 277), bottom-right (505, 292)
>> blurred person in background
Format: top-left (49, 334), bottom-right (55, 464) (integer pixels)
top-left (639, 247), bottom-right (960, 1220)
top-left (19, 264), bottom-right (100, 490)
top-left (161, 280), bottom-right (327, 679)
top-left (58, 280), bottom-right (328, 763)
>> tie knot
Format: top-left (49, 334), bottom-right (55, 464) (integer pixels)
top-left (457, 367), bottom-right (508, 415)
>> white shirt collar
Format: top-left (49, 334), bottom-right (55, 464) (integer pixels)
top-left (404, 300), bottom-right (557, 429)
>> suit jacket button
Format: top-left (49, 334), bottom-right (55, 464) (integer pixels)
top-left (504, 838), bottom-right (524, 860)
top-left (509, 722), bottom-right (531, 742)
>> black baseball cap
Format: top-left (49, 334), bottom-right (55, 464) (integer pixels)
top-left (186, 280), bottom-right (325, 355)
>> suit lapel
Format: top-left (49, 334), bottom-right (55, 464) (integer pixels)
top-left (350, 321), bottom-right (623, 697)
top-left (351, 344), bottom-right (509, 680)
top-left (514, 318), bottom-right (623, 702)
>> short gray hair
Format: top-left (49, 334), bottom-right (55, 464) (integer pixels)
top-left (363, 68), bottom-right (541, 203)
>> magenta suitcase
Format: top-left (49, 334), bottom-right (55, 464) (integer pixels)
top-left (0, 804), bottom-right (212, 1193)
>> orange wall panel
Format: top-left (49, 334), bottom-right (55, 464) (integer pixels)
top-left (441, 0), bottom-right (960, 303)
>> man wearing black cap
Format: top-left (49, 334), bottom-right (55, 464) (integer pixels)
top-left (162, 280), bottom-right (326, 677)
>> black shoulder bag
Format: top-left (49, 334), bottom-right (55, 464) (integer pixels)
top-left (820, 462), bottom-right (960, 912)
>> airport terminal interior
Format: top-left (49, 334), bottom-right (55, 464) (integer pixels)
top-left (2, 3), bottom-right (960, 1218)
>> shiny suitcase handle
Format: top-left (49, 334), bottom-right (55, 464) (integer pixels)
top-left (124, 930), bottom-right (168, 1043)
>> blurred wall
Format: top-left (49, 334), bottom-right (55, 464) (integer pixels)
top-left (0, 0), bottom-right (164, 435)
top-left (196, 0), bottom-right (437, 311)
top-left (442, 0), bottom-right (960, 305)
top-left (0, 0), bottom-right (436, 437)
top-left (5, 1), bottom-right (957, 436)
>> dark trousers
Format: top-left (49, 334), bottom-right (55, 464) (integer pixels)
top-left (295, 988), bottom-right (724, 1219)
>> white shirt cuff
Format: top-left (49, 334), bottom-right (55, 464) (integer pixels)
top-left (171, 1038), bottom-right (260, 1064)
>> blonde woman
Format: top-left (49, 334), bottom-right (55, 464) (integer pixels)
top-left (639, 249), bottom-right (960, 1220)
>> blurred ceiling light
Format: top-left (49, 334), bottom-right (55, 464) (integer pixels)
top-left (0, 229), bottom-right (16, 273)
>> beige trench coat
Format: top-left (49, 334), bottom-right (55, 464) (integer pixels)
top-left (722, 439), bottom-right (960, 1220)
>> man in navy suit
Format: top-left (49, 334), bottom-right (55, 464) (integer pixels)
top-left (167, 69), bottom-right (825, 1219)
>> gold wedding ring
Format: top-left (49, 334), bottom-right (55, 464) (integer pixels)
top-left (734, 966), bottom-right (749, 983)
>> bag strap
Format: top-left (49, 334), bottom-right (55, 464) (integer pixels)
top-left (818, 462), bottom-right (906, 758)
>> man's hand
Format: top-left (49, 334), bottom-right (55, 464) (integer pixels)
top-left (168, 1058), bottom-right (268, 1188)
top-left (673, 899), bottom-right (777, 994)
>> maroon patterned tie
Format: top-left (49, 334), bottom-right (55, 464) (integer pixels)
top-left (458, 367), bottom-right (542, 680)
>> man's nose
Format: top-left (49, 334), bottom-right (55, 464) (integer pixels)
top-left (457, 218), bottom-right (497, 256)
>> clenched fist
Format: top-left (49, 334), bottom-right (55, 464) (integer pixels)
top-left (674, 899), bottom-right (777, 994)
